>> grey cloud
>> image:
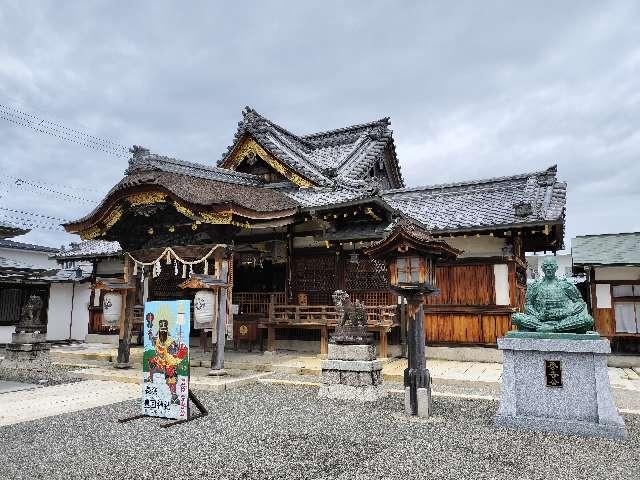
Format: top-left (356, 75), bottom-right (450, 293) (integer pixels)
top-left (0, 0), bottom-right (638, 248)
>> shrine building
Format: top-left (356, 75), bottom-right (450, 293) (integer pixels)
top-left (63, 107), bottom-right (567, 355)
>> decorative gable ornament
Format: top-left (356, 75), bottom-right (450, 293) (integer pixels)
top-left (514, 202), bottom-right (533, 217)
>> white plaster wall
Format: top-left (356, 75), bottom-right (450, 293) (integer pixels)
top-left (70, 283), bottom-right (91, 340)
top-left (493, 264), bottom-right (510, 305)
top-left (526, 253), bottom-right (573, 279)
top-left (595, 284), bottom-right (612, 308)
top-left (0, 325), bottom-right (15, 344)
top-left (594, 267), bottom-right (640, 281)
top-left (47, 283), bottom-right (91, 341)
top-left (0, 248), bottom-right (57, 269)
top-left (443, 236), bottom-right (507, 258)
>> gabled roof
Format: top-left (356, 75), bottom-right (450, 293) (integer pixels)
top-left (126, 147), bottom-right (264, 186)
top-left (218, 107), bottom-right (404, 189)
top-left (572, 232), bottom-right (640, 266)
top-left (53, 240), bottom-right (122, 260)
top-left (64, 148), bottom-right (300, 237)
top-left (382, 166), bottom-right (566, 233)
top-left (0, 219), bottom-right (28, 239)
top-left (0, 239), bottom-right (58, 253)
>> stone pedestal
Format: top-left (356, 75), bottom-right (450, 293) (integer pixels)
top-left (318, 343), bottom-right (385, 402)
top-left (2, 332), bottom-right (51, 370)
top-left (495, 334), bottom-right (627, 439)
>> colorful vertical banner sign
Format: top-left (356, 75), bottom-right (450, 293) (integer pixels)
top-left (142, 300), bottom-right (190, 420)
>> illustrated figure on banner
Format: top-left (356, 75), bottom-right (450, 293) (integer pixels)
top-left (146, 317), bottom-right (187, 404)
top-left (142, 300), bottom-right (191, 419)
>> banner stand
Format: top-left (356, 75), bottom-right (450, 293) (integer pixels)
top-left (118, 390), bottom-right (208, 428)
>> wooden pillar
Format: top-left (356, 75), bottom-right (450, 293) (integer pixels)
top-left (285, 228), bottom-right (293, 303)
top-left (267, 326), bottom-right (276, 352)
top-left (115, 256), bottom-right (135, 368)
top-left (378, 327), bottom-right (388, 359)
top-left (115, 288), bottom-right (135, 368)
top-left (320, 326), bottom-right (328, 356)
top-left (400, 297), bottom-right (407, 358)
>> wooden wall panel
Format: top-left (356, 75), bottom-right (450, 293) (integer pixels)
top-left (594, 308), bottom-right (615, 336)
top-left (425, 264), bottom-right (495, 305)
top-left (425, 312), bottom-right (512, 344)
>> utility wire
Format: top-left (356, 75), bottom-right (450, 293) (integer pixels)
top-left (0, 103), bottom-right (125, 150)
top-left (0, 106), bottom-right (129, 158)
top-left (0, 173), bottom-right (104, 195)
top-left (0, 177), bottom-right (98, 204)
top-left (0, 206), bottom-right (68, 222)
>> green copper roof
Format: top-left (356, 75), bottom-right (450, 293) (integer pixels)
top-left (572, 232), bottom-right (640, 266)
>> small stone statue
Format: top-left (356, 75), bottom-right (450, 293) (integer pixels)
top-left (512, 257), bottom-right (594, 333)
top-left (331, 290), bottom-right (370, 344)
top-left (16, 295), bottom-right (45, 333)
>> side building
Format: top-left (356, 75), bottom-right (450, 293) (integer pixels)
top-left (572, 232), bottom-right (640, 353)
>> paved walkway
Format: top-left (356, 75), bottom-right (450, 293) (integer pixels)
top-left (0, 380), bottom-right (140, 427)
top-left (50, 343), bottom-right (640, 391)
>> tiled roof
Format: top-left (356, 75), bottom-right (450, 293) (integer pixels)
top-left (572, 232), bottom-right (640, 266)
top-left (0, 256), bottom-right (36, 270)
top-left (53, 240), bottom-right (122, 259)
top-left (0, 219), bottom-right (28, 238)
top-left (219, 107), bottom-right (404, 188)
top-left (126, 148), bottom-right (264, 186)
top-left (67, 151), bottom-right (300, 229)
top-left (41, 267), bottom-right (92, 282)
top-left (0, 239), bottom-right (58, 253)
top-left (281, 186), bottom-right (375, 209)
top-left (382, 166), bottom-right (566, 233)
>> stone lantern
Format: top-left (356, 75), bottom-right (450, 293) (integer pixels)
top-left (365, 218), bottom-right (460, 417)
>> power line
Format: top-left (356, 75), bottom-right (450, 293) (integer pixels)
top-left (0, 173), bottom-right (104, 195)
top-left (0, 177), bottom-right (99, 204)
top-left (0, 206), bottom-right (68, 222)
top-left (0, 103), bottom-right (125, 150)
top-left (0, 106), bottom-right (129, 158)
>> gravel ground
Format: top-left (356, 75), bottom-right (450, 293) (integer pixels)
top-left (1, 383), bottom-right (637, 480)
top-left (0, 363), bottom-right (84, 386)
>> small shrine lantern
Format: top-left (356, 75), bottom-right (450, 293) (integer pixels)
top-left (365, 217), bottom-right (460, 418)
top-left (365, 218), bottom-right (460, 299)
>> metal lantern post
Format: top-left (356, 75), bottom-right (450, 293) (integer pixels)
top-left (365, 218), bottom-right (460, 417)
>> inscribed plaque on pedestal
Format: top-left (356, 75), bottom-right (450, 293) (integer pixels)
top-left (142, 300), bottom-right (190, 420)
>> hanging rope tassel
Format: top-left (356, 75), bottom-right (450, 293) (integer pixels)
top-left (133, 261), bottom-right (138, 276)
top-left (166, 249), bottom-right (172, 265)
top-left (182, 263), bottom-right (187, 279)
top-left (204, 258), bottom-right (209, 276)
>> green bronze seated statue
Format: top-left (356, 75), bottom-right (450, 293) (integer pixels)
top-left (513, 257), bottom-right (595, 334)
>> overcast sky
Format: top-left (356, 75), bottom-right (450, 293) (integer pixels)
top-left (1, 1), bottom-right (638, 250)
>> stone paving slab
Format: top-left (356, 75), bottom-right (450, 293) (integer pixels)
top-left (49, 344), bottom-right (640, 391)
top-left (72, 367), bottom-right (270, 393)
top-left (0, 380), bottom-right (140, 427)
top-left (0, 380), bottom-right (39, 394)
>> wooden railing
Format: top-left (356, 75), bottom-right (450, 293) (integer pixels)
top-left (233, 292), bottom-right (286, 315)
top-left (267, 304), bottom-right (397, 326)
top-left (348, 290), bottom-right (398, 306)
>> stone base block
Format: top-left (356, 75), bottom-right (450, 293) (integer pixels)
top-left (495, 414), bottom-right (627, 439)
top-left (495, 336), bottom-right (627, 440)
top-left (12, 332), bottom-right (47, 344)
top-left (1, 345), bottom-right (52, 370)
top-left (318, 383), bottom-right (385, 402)
top-left (321, 368), bottom-right (382, 387)
top-left (327, 343), bottom-right (376, 361)
top-left (404, 387), bottom-right (432, 418)
top-left (320, 359), bottom-right (383, 372)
